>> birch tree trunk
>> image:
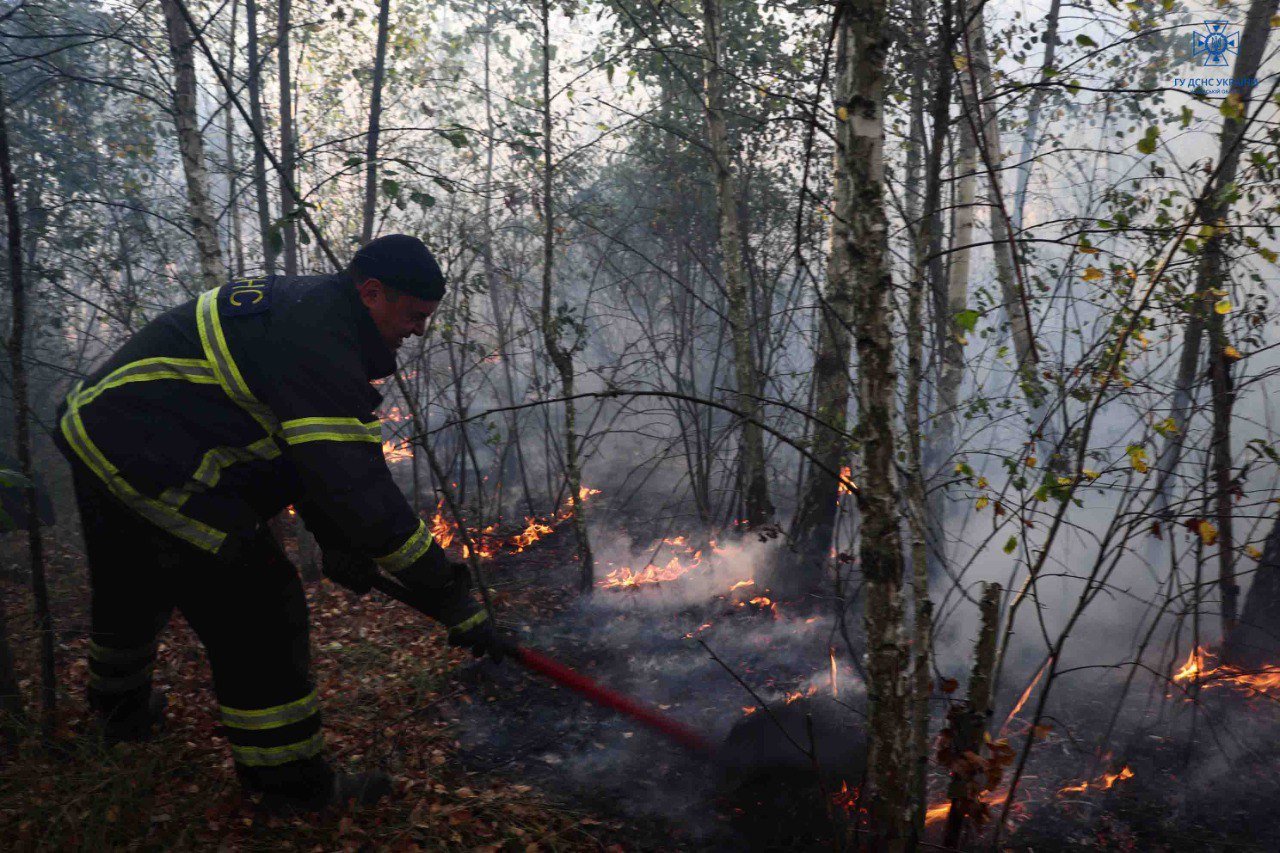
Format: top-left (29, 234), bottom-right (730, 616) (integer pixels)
top-left (159, 0), bottom-right (227, 291)
top-left (1, 81), bottom-right (54, 740)
top-left (277, 0), bottom-right (298, 274)
top-left (361, 0), bottom-right (392, 243)
top-left (244, 0), bottom-right (276, 273)
top-left (537, 0), bottom-right (593, 590)
top-left (903, 0), bottom-right (932, 830)
top-left (700, 0), bottom-right (772, 529)
top-left (831, 0), bottom-right (910, 843)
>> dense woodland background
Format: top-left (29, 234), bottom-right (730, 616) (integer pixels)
top-left (2, 0), bottom-right (1280, 847)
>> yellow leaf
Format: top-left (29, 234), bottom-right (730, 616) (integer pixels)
top-left (1026, 456), bottom-right (1037, 467)
top-left (953, 54), bottom-right (969, 71)
top-left (1223, 344), bottom-right (1242, 361)
top-left (1057, 476), bottom-right (1073, 486)
top-left (976, 496), bottom-right (989, 511)
top-left (976, 476), bottom-right (989, 489)
top-left (1198, 520), bottom-right (1218, 546)
top-left (1246, 545), bottom-right (1263, 560)
top-left (1154, 417), bottom-right (1179, 436)
top-left (1082, 469), bottom-right (1100, 480)
top-left (1214, 298), bottom-right (1232, 314)
top-left (1127, 445), bottom-right (1149, 473)
top-left (836, 106), bottom-right (849, 122)
top-left (1082, 266), bottom-right (1104, 282)
top-left (1079, 244), bottom-right (1100, 255)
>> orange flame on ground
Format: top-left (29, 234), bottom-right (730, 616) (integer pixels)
top-left (1171, 646), bottom-right (1280, 697)
top-left (830, 647), bottom-right (839, 697)
top-left (924, 789), bottom-right (1012, 827)
top-left (598, 535), bottom-right (720, 590)
top-left (1057, 766), bottom-right (1134, 796)
top-left (425, 486), bottom-right (599, 561)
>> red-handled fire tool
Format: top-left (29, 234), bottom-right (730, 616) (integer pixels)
top-left (369, 573), bottom-right (715, 758)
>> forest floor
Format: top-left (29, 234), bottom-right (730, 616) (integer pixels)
top-left (3, 522), bottom-right (1280, 852)
top-left (0, 526), bottom-right (644, 852)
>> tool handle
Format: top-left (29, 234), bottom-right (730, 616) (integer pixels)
top-left (369, 573), bottom-right (714, 757)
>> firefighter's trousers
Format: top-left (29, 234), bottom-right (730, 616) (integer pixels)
top-left (72, 465), bottom-right (330, 796)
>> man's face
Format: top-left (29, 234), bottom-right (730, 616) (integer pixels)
top-left (357, 278), bottom-right (440, 352)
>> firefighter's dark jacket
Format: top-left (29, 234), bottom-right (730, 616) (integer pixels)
top-left (56, 273), bottom-right (449, 589)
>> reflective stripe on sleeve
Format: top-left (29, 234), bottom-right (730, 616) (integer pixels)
top-left (375, 519), bottom-right (435, 574)
top-left (60, 384), bottom-right (227, 553)
top-left (230, 732), bottom-right (325, 767)
top-left (159, 436), bottom-right (282, 509)
top-left (220, 691), bottom-right (320, 731)
top-left (196, 289), bottom-right (278, 433)
top-left (447, 609), bottom-right (488, 636)
top-left (279, 417), bottom-right (383, 446)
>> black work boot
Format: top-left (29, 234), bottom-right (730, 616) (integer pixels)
top-left (92, 691), bottom-right (168, 745)
top-left (242, 757), bottom-right (393, 812)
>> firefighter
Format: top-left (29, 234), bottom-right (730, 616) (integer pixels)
top-left (55, 234), bottom-right (501, 810)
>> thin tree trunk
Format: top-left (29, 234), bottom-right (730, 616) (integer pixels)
top-left (1152, 0), bottom-right (1276, 596)
top-left (969, 10), bottom-right (1052, 452)
top-left (832, 0), bottom-right (910, 843)
top-left (1010, 0), bottom-right (1061, 232)
top-left (1, 81), bottom-right (53, 741)
top-left (942, 582), bottom-right (1000, 848)
top-left (482, 1), bottom-right (535, 520)
top-left (160, 0), bottom-right (227, 291)
top-left (361, 0), bottom-right (392, 243)
top-left (224, 0), bottom-right (245, 276)
top-left (700, 0), bottom-right (772, 528)
top-left (537, 0), bottom-right (593, 589)
top-left (903, 0), bottom-right (932, 831)
top-left (933, 25), bottom-right (976, 463)
top-left (1225, 509), bottom-right (1280, 666)
top-left (277, 0), bottom-right (298, 274)
top-left (244, 0), bottom-right (276, 272)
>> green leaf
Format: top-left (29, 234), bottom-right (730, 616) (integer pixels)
top-left (1136, 126), bottom-right (1159, 155)
top-left (381, 178), bottom-right (400, 198)
top-left (955, 309), bottom-right (981, 333)
top-left (1076, 34), bottom-right (1097, 47)
top-left (1003, 535), bottom-right (1018, 554)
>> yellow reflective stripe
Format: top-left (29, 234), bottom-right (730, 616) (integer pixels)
top-left (73, 358), bottom-right (217, 410)
top-left (447, 609), bottom-right (488, 635)
top-left (159, 436), bottom-right (282, 509)
top-left (231, 732), bottom-right (325, 767)
top-left (375, 520), bottom-right (434, 574)
top-left (221, 691), bottom-right (319, 731)
top-left (279, 417), bottom-right (382, 446)
top-left (60, 386), bottom-right (226, 553)
top-left (196, 289), bottom-right (278, 433)
top-left (89, 639), bottom-right (157, 666)
top-left (89, 663), bottom-right (155, 693)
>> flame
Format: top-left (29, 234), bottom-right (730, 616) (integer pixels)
top-left (924, 789), bottom-right (1012, 827)
top-left (838, 465), bottom-right (854, 496)
top-left (1171, 645), bottom-right (1280, 697)
top-left (423, 486), bottom-right (598, 562)
top-left (1057, 765), bottom-right (1134, 796)
top-left (382, 439), bottom-right (414, 464)
top-left (598, 535), bottom-right (711, 590)
top-left (1002, 656), bottom-right (1053, 734)
top-left (728, 579), bottom-right (755, 592)
top-left (830, 648), bottom-right (839, 697)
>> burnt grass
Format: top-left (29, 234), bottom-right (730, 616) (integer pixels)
top-left (3, 523), bottom-right (1280, 851)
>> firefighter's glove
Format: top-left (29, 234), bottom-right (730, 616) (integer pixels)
top-left (447, 608), bottom-right (504, 662)
top-left (434, 563), bottom-right (503, 662)
top-left (322, 550), bottom-right (377, 595)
